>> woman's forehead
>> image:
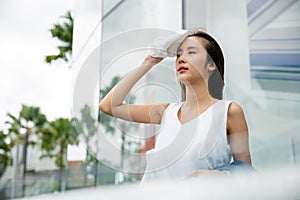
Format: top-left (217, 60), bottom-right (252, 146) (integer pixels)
top-left (177, 36), bottom-right (206, 51)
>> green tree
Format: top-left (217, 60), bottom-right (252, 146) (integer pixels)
top-left (39, 117), bottom-right (79, 191)
top-left (45, 11), bottom-right (73, 64)
top-left (0, 130), bottom-right (11, 177)
top-left (6, 105), bottom-right (47, 176)
top-left (6, 105), bottom-right (47, 196)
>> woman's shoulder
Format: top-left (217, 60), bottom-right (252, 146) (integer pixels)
top-left (161, 102), bottom-right (183, 116)
top-left (227, 101), bottom-right (244, 117)
top-left (163, 102), bottom-right (183, 112)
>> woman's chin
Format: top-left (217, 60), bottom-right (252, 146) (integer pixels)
top-left (177, 73), bottom-right (189, 82)
top-left (177, 75), bottom-right (198, 85)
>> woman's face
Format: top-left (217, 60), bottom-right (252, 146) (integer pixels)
top-left (175, 36), bottom-right (213, 85)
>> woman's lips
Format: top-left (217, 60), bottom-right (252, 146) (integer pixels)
top-left (177, 66), bottom-right (189, 73)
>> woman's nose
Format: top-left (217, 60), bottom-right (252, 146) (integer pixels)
top-left (177, 55), bottom-right (186, 64)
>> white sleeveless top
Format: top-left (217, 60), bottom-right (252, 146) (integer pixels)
top-left (141, 100), bottom-right (233, 184)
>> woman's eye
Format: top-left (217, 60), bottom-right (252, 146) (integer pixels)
top-left (188, 51), bottom-right (196, 54)
top-left (176, 54), bottom-right (182, 58)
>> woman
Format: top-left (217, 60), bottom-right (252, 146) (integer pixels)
top-left (99, 29), bottom-right (252, 182)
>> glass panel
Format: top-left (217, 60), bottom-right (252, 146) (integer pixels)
top-left (246, 0), bottom-right (300, 169)
top-left (98, 0), bottom-right (182, 184)
top-left (101, 0), bottom-right (182, 40)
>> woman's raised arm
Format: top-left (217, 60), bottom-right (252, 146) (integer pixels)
top-left (99, 56), bottom-right (169, 124)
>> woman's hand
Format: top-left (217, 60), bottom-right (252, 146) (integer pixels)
top-left (184, 170), bottom-right (228, 179)
top-left (140, 55), bottom-right (163, 67)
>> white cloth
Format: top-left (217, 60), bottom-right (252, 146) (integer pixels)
top-left (141, 100), bottom-right (233, 184)
top-left (150, 30), bottom-right (188, 58)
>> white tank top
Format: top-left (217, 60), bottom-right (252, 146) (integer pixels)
top-left (141, 100), bottom-right (233, 184)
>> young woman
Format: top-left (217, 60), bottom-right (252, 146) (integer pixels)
top-left (99, 29), bottom-right (252, 182)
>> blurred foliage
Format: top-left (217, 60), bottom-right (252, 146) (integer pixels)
top-left (39, 118), bottom-right (79, 168)
top-left (45, 11), bottom-right (73, 64)
top-left (39, 117), bottom-right (79, 191)
top-left (2, 104), bottom-right (80, 192)
top-left (98, 75), bottom-right (138, 183)
top-left (75, 105), bottom-right (98, 186)
top-left (0, 130), bottom-right (11, 177)
top-left (77, 105), bottom-right (97, 145)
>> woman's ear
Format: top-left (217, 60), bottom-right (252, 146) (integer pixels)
top-left (207, 61), bottom-right (216, 72)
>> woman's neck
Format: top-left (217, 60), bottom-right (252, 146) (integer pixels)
top-left (183, 81), bottom-right (214, 108)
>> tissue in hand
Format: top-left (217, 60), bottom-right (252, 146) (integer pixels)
top-left (150, 30), bottom-right (188, 58)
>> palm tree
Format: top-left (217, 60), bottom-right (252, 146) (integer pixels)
top-left (43, 10), bottom-right (77, 190)
top-left (45, 11), bottom-right (73, 64)
top-left (6, 105), bottom-right (47, 195)
top-left (39, 117), bottom-right (79, 191)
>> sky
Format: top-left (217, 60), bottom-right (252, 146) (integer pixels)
top-left (0, 0), bottom-right (88, 161)
top-left (0, 0), bottom-right (76, 127)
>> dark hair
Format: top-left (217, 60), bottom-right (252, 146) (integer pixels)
top-left (181, 30), bottom-right (225, 100)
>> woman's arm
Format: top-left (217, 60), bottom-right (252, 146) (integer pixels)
top-left (227, 102), bottom-right (252, 164)
top-left (99, 55), bottom-right (169, 124)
